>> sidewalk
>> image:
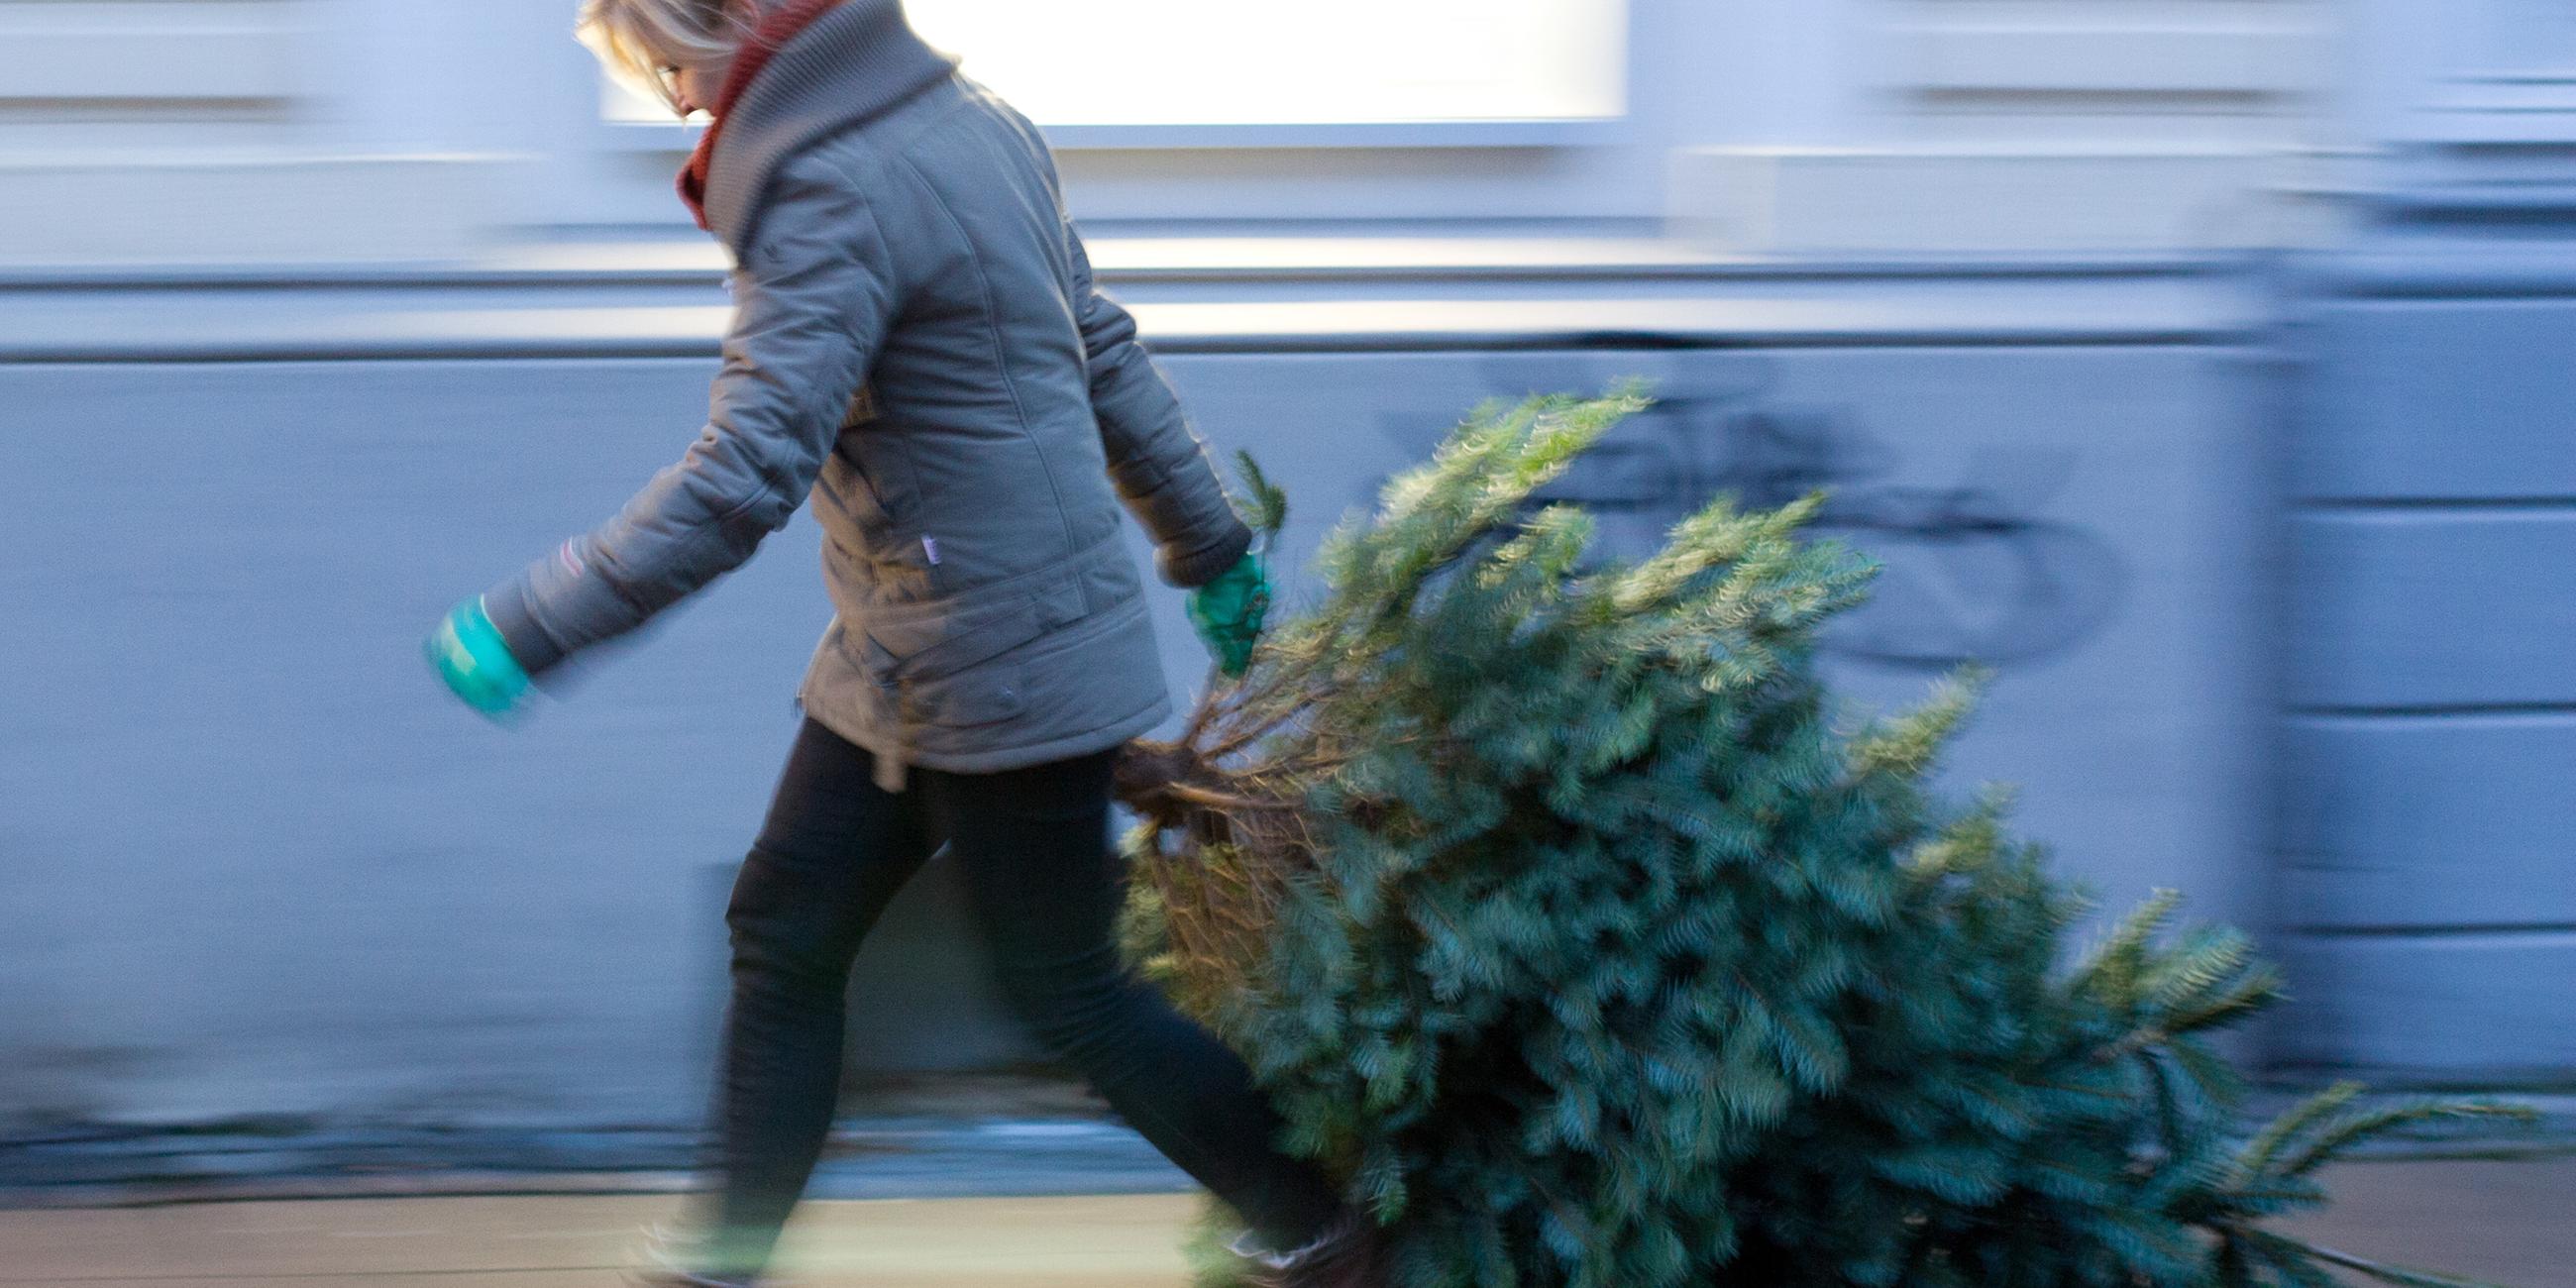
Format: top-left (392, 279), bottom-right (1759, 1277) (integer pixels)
top-left (2, 1156), bottom-right (2568, 1287)
top-left (0, 1193), bottom-right (1203, 1288)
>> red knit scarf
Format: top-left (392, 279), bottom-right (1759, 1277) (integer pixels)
top-left (676, 0), bottom-right (846, 230)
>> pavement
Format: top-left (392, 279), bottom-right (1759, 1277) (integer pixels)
top-left (1, 1156), bottom-right (2569, 1288)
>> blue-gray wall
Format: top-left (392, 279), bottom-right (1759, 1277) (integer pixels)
top-left (2276, 236), bottom-right (2576, 1084)
top-left (0, 292), bottom-right (2280, 1129)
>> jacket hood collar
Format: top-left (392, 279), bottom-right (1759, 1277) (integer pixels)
top-left (696, 0), bottom-right (958, 256)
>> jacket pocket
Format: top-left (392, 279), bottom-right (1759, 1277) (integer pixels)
top-left (853, 591), bottom-right (1046, 728)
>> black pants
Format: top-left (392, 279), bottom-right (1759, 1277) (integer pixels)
top-left (694, 717), bottom-right (1341, 1276)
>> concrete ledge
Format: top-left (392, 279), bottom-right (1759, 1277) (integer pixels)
top-left (0, 231), bottom-right (2236, 290)
top-left (0, 271), bottom-right (2257, 364)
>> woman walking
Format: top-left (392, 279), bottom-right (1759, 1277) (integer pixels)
top-left (424, 2), bottom-right (1375, 1283)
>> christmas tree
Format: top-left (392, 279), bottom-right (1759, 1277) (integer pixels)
top-left (1112, 390), bottom-right (2529, 1288)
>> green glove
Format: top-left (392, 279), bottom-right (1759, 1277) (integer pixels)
top-left (426, 595), bottom-right (532, 721)
top-left (1186, 551), bottom-right (1271, 679)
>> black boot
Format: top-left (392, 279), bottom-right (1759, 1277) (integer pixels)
top-left (1234, 1205), bottom-right (1385, 1288)
top-left (622, 1223), bottom-right (759, 1288)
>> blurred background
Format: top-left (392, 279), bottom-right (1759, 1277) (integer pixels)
top-left (0, 0), bottom-right (2569, 1252)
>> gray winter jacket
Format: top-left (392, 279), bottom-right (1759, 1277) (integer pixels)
top-left (483, 0), bottom-right (1251, 790)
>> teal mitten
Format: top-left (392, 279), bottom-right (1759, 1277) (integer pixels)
top-left (425, 595), bottom-right (533, 721)
top-left (1186, 551), bottom-right (1271, 679)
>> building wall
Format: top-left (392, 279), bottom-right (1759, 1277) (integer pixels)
top-left (0, 301), bottom-right (2273, 1127)
top-left (2254, 0), bottom-right (2576, 1086)
top-left (1, 0), bottom-right (2564, 1141)
top-left (2274, 268), bottom-right (2576, 1085)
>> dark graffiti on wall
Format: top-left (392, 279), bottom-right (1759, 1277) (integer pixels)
top-left (1377, 356), bottom-right (2127, 671)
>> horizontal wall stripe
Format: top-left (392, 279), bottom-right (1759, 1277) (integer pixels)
top-left (2272, 934), bottom-right (2576, 1078)
top-left (2283, 713), bottom-right (2576, 927)
top-left (2292, 702), bottom-right (2576, 717)
top-left (2288, 511), bottom-right (2576, 708)
top-left (2299, 498), bottom-right (2576, 514)
top-left (2288, 923), bottom-right (2576, 939)
top-left (2296, 297), bottom-right (2576, 500)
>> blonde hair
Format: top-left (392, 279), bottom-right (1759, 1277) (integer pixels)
top-left (577, 0), bottom-right (766, 113)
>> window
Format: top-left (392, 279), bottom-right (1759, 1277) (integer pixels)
top-left (910, 0), bottom-right (1627, 128)
top-left (605, 0), bottom-right (1629, 136)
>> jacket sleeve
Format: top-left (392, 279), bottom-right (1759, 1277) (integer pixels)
top-left (1068, 230), bottom-right (1254, 589)
top-left (483, 156), bottom-right (897, 675)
